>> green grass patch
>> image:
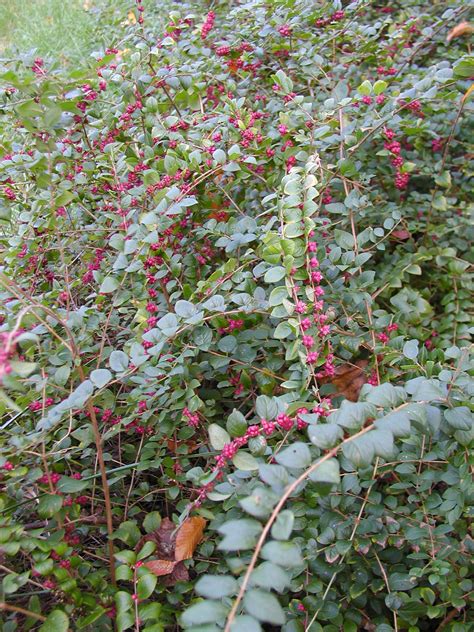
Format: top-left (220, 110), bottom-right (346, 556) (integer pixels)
top-left (0, 0), bottom-right (116, 63)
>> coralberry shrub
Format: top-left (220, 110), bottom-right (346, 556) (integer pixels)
top-left (0, 1), bottom-right (472, 631)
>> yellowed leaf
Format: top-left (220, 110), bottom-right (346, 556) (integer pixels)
top-left (174, 516), bottom-right (207, 562)
top-left (128, 11), bottom-right (137, 25)
top-left (447, 21), bottom-right (474, 42)
top-left (462, 83), bottom-right (474, 104)
top-left (144, 559), bottom-right (176, 576)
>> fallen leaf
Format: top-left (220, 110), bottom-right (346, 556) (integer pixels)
top-left (447, 21), bottom-right (474, 42)
top-left (175, 516), bottom-right (207, 562)
top-left (144, 559), bottom-right (177, 576)
top-left (136, 516), bottom-right (205, 584)
top-left (319, 360), bottom-right (368, 402)
top-left (128, 10), bottom-right (137, 25)
top-left (167, 438), bottom-right (198, 454)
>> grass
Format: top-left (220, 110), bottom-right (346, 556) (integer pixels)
top-left (0, 0), bottom-right (117, 64)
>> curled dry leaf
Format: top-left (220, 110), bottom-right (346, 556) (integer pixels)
top-left (140, 516), bottom-right (206, 582)
top-left (175, 516), bottom-right (207, 562)
top-left (446, 21), bottom-right (474, 42)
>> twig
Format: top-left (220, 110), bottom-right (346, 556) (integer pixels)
top-left (0, 602), bottom-right (46, 622)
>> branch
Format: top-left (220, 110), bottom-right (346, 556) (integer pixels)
top-left (0, 602), bottom-right (46, 622)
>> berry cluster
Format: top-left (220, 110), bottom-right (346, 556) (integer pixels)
top-left (201, 11), bottom-right (215, 39)
top-left (383, 127), bottom-right (411, 191)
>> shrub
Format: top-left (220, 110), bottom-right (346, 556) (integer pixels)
top-left (0, 1), bottom-right (472, 631)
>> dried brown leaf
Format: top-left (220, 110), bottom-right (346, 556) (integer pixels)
top-left (144, 559), bottom-right (177, 576)
top-left (447, 21), bottom-right (474, 42)
top-left (319, 360), bottom-right (368, 402)
top-left (174, 516), bottom-right (207, 562)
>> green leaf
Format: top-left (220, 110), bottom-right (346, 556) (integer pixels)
top-left (115, 590), bottom-right (133, 613)
top-left (137, 541), bottom-right (156, 561)
top-left (259, 463), bottom-right (289, 492)
top-left (230, 616), bottom-right (262, 632)
top-left (271, 510), bottom-right (294, 540)
top-left (375, 410), bottom-right (411, 438)
top-left (226, 409), bottom-right (247, 437)
top-left (90, 368), bottom-right (112, 388)
top-left (250, 562), bottom-right (290, 593)
top-left (444, 407), bottom-right (472, 431)
top-left (365, 383), bottom-right (407, 408)
top-left (109, 350), bottom-right (129, 372)
top-left (208, 424), bottom-right (231, 450)
top-left (114, 550), bottom-right (137, 565)
top-left (309, 458), bottom-right (340, 485)
top-left (274, 69), bottom-right (293, 93)
top-left (99, 276), bottom-right (119, 293)
top-left (403, 339), bottom-right (419, 360)
top-left (268, 286), bottom-right (289, 307)
top-left (195, 575), bottom-right (237, 599)
top-left (181, 601), bottom-right (228, 627)
top-left (453, 57), bottom-right (474, 77)
top-left (243, 589), bottom-right (286, 625)
top-left (328, 401), bottom-right (377, 430)
top-left (308, 423), bottom-right (343, 449)
top-left (143, 512), bottom-right (161, 533)
top-left (57, 477), bottom-right (88, 493)
top-left (137, 573), bottom-right (157, 600)
top-left (335, 229), bottom-right (355, 250)
top-left (264, 267), bottom-right (286, 283)
top-left (232, 451), bottom-right (259, 471)
top-left (240, 486), bottom-right (278, 518)
top-left (213, 148), bottom-right (227, 164)
top-left (117, 612), bottom-right (134, 632)
top-left (218, 519), bottom-right (262, 551)
top-left (357, 80), bottom-right (372, 95)
top-left (405, 378), bottom-right (446, 402)
top-left (261, 541), bottom-right (303, 568)
top-left (274, 321), bottom-right (293, 340)
top-left (343, 436), bottom-right (375, 468)
top-left (366, 429), bottom-right (395, 459)
top-left (39, 610), bottom-right (69, 632)
top-left (157, 313), bottom-right (179, 337)
top-left (175, 300), bottom-right (197, 318)
top-left (76, 607), bottom-right (107, 628)
top-left (373, 80), bottom-right (387, 95)
top-left (113, 521), bottom-right (141, 546)
top-left (275, 442), bottom-right (311, 469)
top-left (38, 494), bottom-right (63, 519)
top-left (8, 361), bottom-right (37, 377)
top-left (255, 395), bottom-right (278, 420)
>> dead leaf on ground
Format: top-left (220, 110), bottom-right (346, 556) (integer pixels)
top-left (140, 516), bottom-right (207, 584)
top-left (144, 559), bottom-right (177, 576)
top-left (447, 22), bottom-right (474, 42)
top-left (175, 516), bottom-right (207, 562)
top-left (166, 438), bottom-right (198, 454)
top-left (318, 359), bottom-right (368, 402)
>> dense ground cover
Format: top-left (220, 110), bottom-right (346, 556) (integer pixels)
top-left (0, 1), bottom-right (472, 630)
